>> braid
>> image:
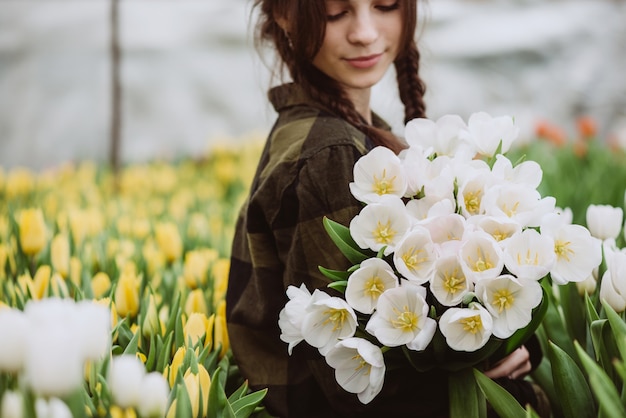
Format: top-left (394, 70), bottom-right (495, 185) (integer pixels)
top-left (395, 40), bottom-right (427, 123)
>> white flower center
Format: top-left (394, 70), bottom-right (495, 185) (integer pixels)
top-left (351, 353), bottom-right (372, 375)
top-left (502, 201), bottom-right (520, 217)
top-left (372, 169), bottom-right (396, 195)
top-left (467, 248), bottom-right (494, 272)
top-left (391, 306), bottom-right (419, 332)
top-left (554, 240), bottom-right (573, 261)
top-left (492, 289), bottom-right (514, 313)
top-left (516, 249), bottom-right (539, 266)
top-left (461, 314), bottom-right (483, 334)
top-left (443, 268), bottom-right (465, 295)
top-left (364, 276), bottom-right (386, 300)
top-left (464, 191), bottom-right (482, 215)
top-left (373, 220), bottom-right (396, 245)
top-left (401, 246), bottom-right (428, 272)
top-left (323, 308), bottom-right (349, 331)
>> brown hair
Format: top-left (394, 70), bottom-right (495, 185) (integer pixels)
top-left (254, 0), bottom-right (427, 154)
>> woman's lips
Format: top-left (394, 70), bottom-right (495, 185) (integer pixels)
top-left (345, 53), bottom-right (383, 69)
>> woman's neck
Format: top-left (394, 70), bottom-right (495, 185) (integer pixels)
top-left (345, 87), bottom-right (372, 125)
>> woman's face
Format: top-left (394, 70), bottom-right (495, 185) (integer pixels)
top-left (312, 0), bottom-right (403, 95)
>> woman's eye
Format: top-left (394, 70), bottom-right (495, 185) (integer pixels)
top-left (376, 1), bottom-right (399, 12)
top-left (327, 11), bottom-right (347, 22)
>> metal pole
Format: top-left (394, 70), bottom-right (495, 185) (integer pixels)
top-left (109, 0), bottom-right (122, 176)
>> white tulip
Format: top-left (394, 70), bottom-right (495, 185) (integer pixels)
top-left (457, 172), bottom-right (493, 218)
top-left (24, 324), bottom-right (84, 397)
top-left (491, 154), bottom-right (542, 189)
top-left (349, 195), bottom-right (411, 256)
top-left (35, 398), bottom-right (72, 418)
top-left (459, 230), bottom-right (504, 283)
top-left (392, 227), bottom-right (437, 285)
top-left (430, 255), bottom-right (473, 307)
top-left (439, 304), bottom-right (493, 352)
top-left (279, 283), bottom-right (312, 354)
top-left (76, 300), bottom-right (112, 361)
top-left (350, 146), bottom-right (408, 204)
top-left (460, 111), bottom-right (519, 157)
top-left (540, 212), bottom-right (602, 284)
top-left (404, 114), bottom-right (472, 158)
top-left (346, 258), bottom-right (398, 314)
top-left (302, 290), bottom-right (357, 355)
top-left (108, 354), bottom-right (146, 408)
top-left (586, 204), bottom-right (623, 240)
top-left (399, 145), bottom-right (433, 198)
top-left (138, 372), bottom-right (171, 418)
top-left (325, 337), bottom-right (386, 404)
top-left (405, 196), bottom-right (455, 222)
top-left (0, 308), bottom-right (29, 373)
top-left (503, 229), bottom-right (556, 281)
top-left (600, 251), bottom-right (626, 312)
top-left (470, 215), bottom-right (521, 245)
top-left (1, 391), bottom-right (23, 418)
top-left (475, 275), bottom-right (542, 339)
top-left (576, 274), bottom-right (597, 296)
top-left (483, 184), bottom-right (555, 228)
top-left (365, 286), bottom-right (436, 350)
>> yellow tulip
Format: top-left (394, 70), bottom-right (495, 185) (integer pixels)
top-left (6, 167), bottom-right (35, 198)
top-left (214, 301), bottom-right (230, 358)
top-left (114, 268), bottom-right (140, 318)
top-left (142, 293), bottom-right (161, 338)
top-left (183, 365), bottom-right (211, 418)
top-left (32, 265), bottom-right (51, 299)
top-left (110, 406), bottom-right (137, 418)
top-left (183, 313), bottom-right (209, 347)
top-left (167, 346), bottom-right (186, 388)
top-left (212, 258), bottom-right (230, 306)
top-left (142, 240), bottom-right (165, 278)
top-left (91, 272), bottom-right (112, 298)
top-left (184, 289), bottom-right (208, 316)
top-left (183, 249), bottom-right (216, 289)
top-left (17, 208), bottom-right (47, 256)
top-left (155, 222), bottom-right (182, 263)
top-left (51, 234), bottom-right (70, 278)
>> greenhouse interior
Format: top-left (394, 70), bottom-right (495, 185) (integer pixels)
top-left (1, 0), bottom-right (626, 417)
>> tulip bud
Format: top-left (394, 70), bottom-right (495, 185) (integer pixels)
top-left (137, 372), bottom-right (170, 418)
top-left (155, 222), bottom-right (182, 263)
top-left (32, 265), bottom-right (51, 300)
top-left (6, 167), bottom-right (35, 199)
top-left (109, 354), bottom-right (146, 409)
top-left (17, 208), bottom-right (47, 256)
top-left (69, 256), bottom-right (82, 287)
top-left (0, 308), bottom-right (29, 373)
top-left (586, 204), bottom-right (623, 240)
top-left (142, 293), bottom-right (161, 338)
top-left (51, 233), bottom-right (70, 278)
top-left (167, 346), bottom-right (186, 388)
top-left (0, 391), bottom-right (23, 418)
top-left (576, 275), bottom-right (597, 296)
top-left (35, 397), bottom-right (72, 418)
top-left (183, 249), bottom-right (217, 289)
top-left (184, 313), bottom-right (209, 347)
top-left (92, 272), bottom-right (112, 298)
top-left (184, 288), bottom-right (208, 316)
top-left (114, 268), bottom-right (140, 318)
top-left (212, 258), bottom-right (230, 306)
top-left (183, 365), bottom-right (211, 418)
top-left (214, 301), bottom-right (230, 358)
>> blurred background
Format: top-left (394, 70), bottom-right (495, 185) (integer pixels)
top-left (0, 0), bottom-right (625, 170)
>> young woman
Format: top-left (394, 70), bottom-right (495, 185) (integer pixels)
top-left (226, 1), bottom-right (549, 416)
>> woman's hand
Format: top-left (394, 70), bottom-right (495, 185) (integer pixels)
top-left (484, 346), bottom-right (532, 380)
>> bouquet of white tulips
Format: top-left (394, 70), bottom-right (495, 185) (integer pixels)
top-left (278, 112), bottom-right (604, 409)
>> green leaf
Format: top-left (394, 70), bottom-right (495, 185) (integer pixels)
top-left (541, 282), bottom-right (578, 362)
top-left (589, 319), bottom-right (619, 383)
top-left (318, 266), bottom-right (351, 281)
top-left (473, 369), bottom-right (526, 418)
top-left (327, 280), bottom-right (347, 292)
top-left (559, 282), bottom-right (587, 346)
top-left (585, 292), bottom-right (601, 323)
top-left (231, 389), bottom-right (268, 418)
top-left (601, 299), bottom-right (626, 361)
top-left (449, 368), bottom-right (485, 418)
top-left (547, 341), bottom-right (596, 418)
top-left (227, 380), bottom-right (249, 403)
top-left (322, 217), bottom-right (371, 264)
top-left (575, 341), bottom-right (626, 418)
top-left (175, 382), bottom-right (194, 418)
top-left (122, 326), bottom-right (140, 355)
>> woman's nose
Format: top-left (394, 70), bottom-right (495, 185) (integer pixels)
top-left (347, 11), bottom-right (378, 45)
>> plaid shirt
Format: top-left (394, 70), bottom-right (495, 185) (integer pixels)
top-left (226, 84), bottom-right (543, 418)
